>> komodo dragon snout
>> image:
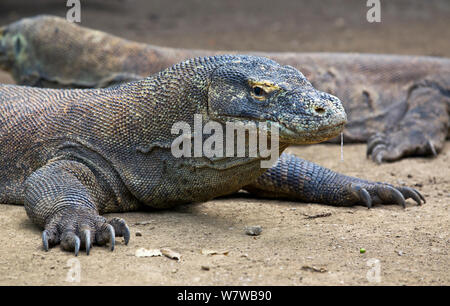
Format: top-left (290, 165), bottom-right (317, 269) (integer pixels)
top-left (207, 57), bottom-right (347, 144)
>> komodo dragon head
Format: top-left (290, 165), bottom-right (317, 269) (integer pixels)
top-left (206, 55), bottom-right (347, 144)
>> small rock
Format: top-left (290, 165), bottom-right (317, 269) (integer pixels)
top-left (414, 183), bottom-right (423, 187)
top-left (201, 265), bottom-right (210, 271)
top-left (135, 231), bottom-right (142, 237)
top-left (397, 250), bottom-right (404, 256)
top-left (407, 174), bottom-right (413, 178)
top-left (245, 225), bottom-right (262, 236)
top-left (397, 180), bottom-right (406, 186)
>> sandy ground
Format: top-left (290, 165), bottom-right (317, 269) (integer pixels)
top-left (0, 0), bottom-right (449, 285)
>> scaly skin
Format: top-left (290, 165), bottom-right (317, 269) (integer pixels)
top-left (0, 16), bottom-right (448, 163)
top-left (0, 54), bottom-right (423, 255)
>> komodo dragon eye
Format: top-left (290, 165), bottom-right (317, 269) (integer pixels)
top-left (249, 81), bottom-right (280, 101)
top-left (252, 86), bottom-right (266, 98)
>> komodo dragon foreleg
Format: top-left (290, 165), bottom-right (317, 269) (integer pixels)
top-left (244, 153), bottom-right (424, 208)
top-left (24, 160), bottom-right (130, 255)
top-left (1, 16), bottom-right (449, 163)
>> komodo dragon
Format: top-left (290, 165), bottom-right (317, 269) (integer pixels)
top-left (1, 16), bottom-right (449, 163)
top-left (0, 55), bottom-right (423, 255)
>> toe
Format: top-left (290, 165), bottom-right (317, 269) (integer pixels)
top-left (96, 223), bottom-right (115, 251)
top-left (350, 185), bottom-right (373, 208)
top-left (109, 217), bottom-right (130, 245)
top-left (398, 186), bottom-right (425, 205)
top-left (41, 227), bottom-right (59, 252)
top-left (60, 231), bottom-right (81, 256)
top-left (367, 133), bottom-right (386, 156)
top-left (42, 230), bottom-right (49, 252)
top-left (359, 187), bottom-right (372, 209)
top-left (377, 185), bottom-right (406, 208)
top-left (80, 229), bottom-right (92, 255)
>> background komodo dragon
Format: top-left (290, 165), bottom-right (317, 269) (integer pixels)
top-left (0, 16), bottom-right (449, 163)
top-left (0, 55), bottom-right (423, 255)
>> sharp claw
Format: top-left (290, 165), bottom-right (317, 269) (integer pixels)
top-left (42, 230), bottom-right (49, 252)
top-left (74, 236), bottom-right (80, 256)
top-left (389, 187), bottom-right (406, 208)
top-left (359, 188), bottom-right (372, 209)
top-left (400, 187), bottom-right (424, 206)
top-left (83, 229), bottom-right (91, 255)
top-left (427, 139), bottom-right (437, 157)
top-left (123, 225), bottom-right (130, 245)
top-left (107, 224), bottom-right (115, 251)
top-left (370, 144), bottom-right (387, 164)
top-left (109, 218), bottom-right (130, 246)
top-left (374, 150), bottom-right (385, 164)
top-left (416, 189), bottom-right (426, 204)
top-left (367, 137), bottom-right (386, 156)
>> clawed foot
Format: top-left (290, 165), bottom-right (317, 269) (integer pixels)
top-left (366, 132), bottom-right (440, 164)
top-left (42, 210), bottom-right (130, 256)
top-left (346, 182), bottom-right (425, 208)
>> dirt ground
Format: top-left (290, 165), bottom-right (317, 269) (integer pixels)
top-left (0, 0), bottom-right (449, 286)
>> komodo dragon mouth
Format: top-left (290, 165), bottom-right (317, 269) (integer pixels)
top-left (210, 116), bottom-right (346, 145)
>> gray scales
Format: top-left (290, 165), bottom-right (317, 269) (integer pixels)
top-left (0, 54), bottom-right (423, 255)
top-left (0, 16), bottom-right (449, 163)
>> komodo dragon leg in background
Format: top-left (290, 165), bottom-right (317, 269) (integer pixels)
top-left (0, 15), bottom-right (449, 163)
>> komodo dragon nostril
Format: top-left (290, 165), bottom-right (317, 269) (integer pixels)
top-left (314, 106), bottom-right (326, 115)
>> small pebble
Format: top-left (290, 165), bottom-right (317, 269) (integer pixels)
top-left (135, 231), bottom-right (142, 237)
top-left (245, 225), bottom-right (262, 236)
top-left (201, 265), bottom-right (210, 271)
